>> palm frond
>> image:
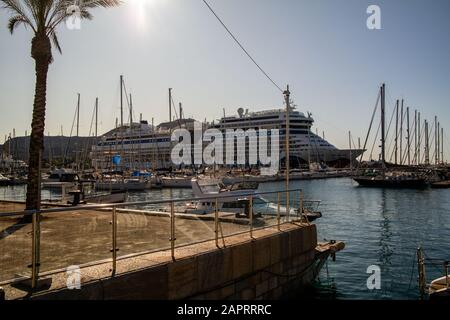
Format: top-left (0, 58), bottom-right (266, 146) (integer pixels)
top-left (7, 14), bottom-right (29, 33)
top-left (48, 29), bottom-right (62, 54)
top-left (1, 0), bottom-right (36, 32)
top-left (82, 0), bottom-right (122, 9)
top-left (46, 0), bottom-right (120, 32)
top-left (2, 0), bottom-right (121, 53)
top-left (80, 8), bottom-right (93, 20)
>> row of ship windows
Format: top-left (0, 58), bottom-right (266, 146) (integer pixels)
top-left (99, 138), bottom-right (171, 146)
top-left (218, 116), bottom-right (311, 123)
top-left (217, 122), bottom-right (311, 129)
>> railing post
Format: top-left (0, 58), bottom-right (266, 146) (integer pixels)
top-left (31, 210), bottom-right (40, 289)
top-left (277, 192), bottom-right (281, 231)
top-left (214, 198), bottom-right (219, 248)
top-left (417, 247), bottom-right (426, 299)
top-left (299, 190), bottom-right (303, 218)
top-left (111, 206), bottom-right (117, 275)
top-left (286, 190), bottom-right (290, 222)
top-left (249, 195), bottom-right (253, 239)
top-left (170, 201), bottom-right (175, 261)
top-left (61, 184), bottom-right (66, 203)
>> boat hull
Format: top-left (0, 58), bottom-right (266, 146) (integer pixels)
top-left (353, 177), bottom-right (427, 188)
top-left (161, 177), bottom-right (192, 188)
top-left (84, 191), bottom-right (127, 204)
top-left (95, 181), bottom-right (148, 191)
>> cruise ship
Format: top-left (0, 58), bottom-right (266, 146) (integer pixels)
top-left (90, 121), bottom-right (173, 171)
top-left (212, 107), bottom-right (364, 167)
top-left (90, 107), bottom-right (363, 170)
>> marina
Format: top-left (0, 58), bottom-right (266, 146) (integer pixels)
top-left (0, 0), bottom-right (449, 308)
top-left (1, 176), bottom-right (449, 299)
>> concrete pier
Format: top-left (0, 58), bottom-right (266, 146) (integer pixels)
top-left (0, 201), bottom-right (343, 300)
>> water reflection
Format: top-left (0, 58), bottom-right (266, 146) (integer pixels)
top-left (378, 188), bottom-right (393, 296)
top-left (1, 179), bottom-right (450, 299)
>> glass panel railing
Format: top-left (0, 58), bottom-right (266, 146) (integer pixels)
top-left (39, 208), bottom-right (112, 275)
top-left (0, 212), bottom-right (32, 283)
top-left (116, 206), bottom-right (171, 258)
top-left (1, 188), bottom-right (303, 287)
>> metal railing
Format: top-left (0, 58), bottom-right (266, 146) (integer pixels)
top-left (0, 188), bottom-right (312, 289)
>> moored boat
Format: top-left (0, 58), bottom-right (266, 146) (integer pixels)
top-left (0, 173), bottom-right (10, 186)
top-left (354, 175), bottom-right (427, 188)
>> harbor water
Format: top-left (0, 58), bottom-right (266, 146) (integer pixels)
top-left (1, 177), bottom-right (449, 300)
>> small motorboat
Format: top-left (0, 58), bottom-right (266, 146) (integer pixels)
top-left (430, 180), bottom-right (450, 189)
top-left (161, 175), bottom-right (193, 188)
top-left (42, 169), bottom-right (80, 190)
top-left (186, 178), bottom-right (322, 221)
top-left (0, 173), bottom-right (11, 186)
top-left (95, 177), bottom-right (149, 191)
top-left (67, 189), bottom-right (127, 206)
top-left (429, 276), bottom-right (450, 299)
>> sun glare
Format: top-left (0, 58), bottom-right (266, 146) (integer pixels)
top-left (128, 0), bottom-right (163, 30)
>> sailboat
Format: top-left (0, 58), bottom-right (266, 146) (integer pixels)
top-left (353, 84), bottom-right (427, 188)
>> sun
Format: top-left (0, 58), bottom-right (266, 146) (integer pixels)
top-left (128, 0), bottom-right (163, 29)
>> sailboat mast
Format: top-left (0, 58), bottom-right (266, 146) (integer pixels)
top-left (414, 110), bottom-right (417, 165)
top-left (76, 93), bottom-right (80, 137)
top-left (441, 127), bottom-right (444, 164)
top-left (425, 120), bottom-right (429, 165)
top-left (435, 116), bottom-right (438, 165)
top-left (130, 94), bottom-right (133, 126)
top-left (349, 131), bottom-right (352, 170)
top-left (437, 122), bottom-right (440, 164)
top-left (169, 88), bottom-right (172, 124)
top-left (407, 107), bottom-right (410, 165)
top-left (400, 99), bottom-right (404, 165)
top-left (418, 112), bottom-right (421, 165)
top-left (120, 75), bottom-right (124, 127)
top-left (395, 100), bottom-right (399, 164)
top-left (95, 97), bottom-right (98, 138)
top-left (381, 83), bottom-right (386, 165)
top-left (283, 85), bottom-right (290, 219)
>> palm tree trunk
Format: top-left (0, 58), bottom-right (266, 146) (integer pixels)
top-left (25, 35), bottom-right (52, 213)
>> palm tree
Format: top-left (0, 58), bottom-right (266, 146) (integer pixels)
top-left (1, 0), bottom-right (120, 213)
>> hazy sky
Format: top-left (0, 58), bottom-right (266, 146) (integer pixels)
top-left (0, 0), bottom-right (449, 161)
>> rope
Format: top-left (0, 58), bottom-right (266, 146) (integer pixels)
top-left (407, 251), bottom-right (417, 291)
top-left (63, 104), bottom-right (78, 165)
top-left (369, 120), bottom-right (381, 161)
top-left (358, 89), bottom-right (381, 163)
top-left (202, 0), bottom-right (283, 93)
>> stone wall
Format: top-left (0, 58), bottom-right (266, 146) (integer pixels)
top-left (31, 224), bottom-right (318, 300)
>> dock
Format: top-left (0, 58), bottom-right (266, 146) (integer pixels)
top-left (0, 200), bottom-right (343, 300)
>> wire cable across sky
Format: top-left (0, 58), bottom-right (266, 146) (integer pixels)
top-left (202, 0), bottom-right (284, 93)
